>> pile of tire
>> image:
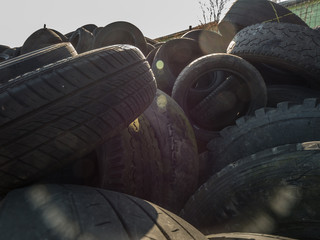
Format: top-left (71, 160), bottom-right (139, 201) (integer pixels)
top-left (0, 0), bottom-right (319, 239)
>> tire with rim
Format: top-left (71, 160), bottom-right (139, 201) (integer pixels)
top-left (227, 22), bottom-right (320, 88)
top-left (218, 0), bottom-right (308, 42)
top-left (207, 98), bottom-right (320, 174)
top-left (172, 53), bottom-right (267, 143)
top-left (0, 184), bottom-right (207, 240)
top-left (96, 89), bottom-right (199, 213)
top-left (180, 142), bottom-right (320, 239)
top-left (0, 44), bottom-right (157, 196)
top-left (0, 42), bottom-right (77, 83)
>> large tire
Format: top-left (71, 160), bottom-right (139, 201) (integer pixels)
top-left (151, 38), bottom-right (204, 95)
top-left (0, 44), bottom-right (157, 196)
top-left (180, 142), bottom-right (320, 239)
top-left (96, 90), bottom-right (199, 213)
top-left (92, 21), bottom-right (148, 55)
top-left (0, 42), bottom-right (77, 83)
top-left (207, 98), bottom-right (320, 174)
top-left (218, 0), bottom-right (308, 42)
top-left (0, 184), bottom-right (207, 240)
top-left (172, 53), bottom-right (267, 143)
top-left (227, 22), bottom-right (320, 88)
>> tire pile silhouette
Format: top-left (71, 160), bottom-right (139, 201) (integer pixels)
top-left (0, 0), bottom-right (320, 239)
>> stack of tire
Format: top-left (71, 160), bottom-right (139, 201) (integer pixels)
top-left (173, 1), bottom-right (320, 240)
top-left (0, 0), bottom-right (319, 239)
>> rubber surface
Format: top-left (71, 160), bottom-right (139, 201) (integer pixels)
top-left (180, 142), bottom-right (320, 239)
top-left (0, 44), bottom-right (157, 196)
top-left (96, 90), bottom-right (199, 213)
top-left (0, 184), bottom-right (207, 240)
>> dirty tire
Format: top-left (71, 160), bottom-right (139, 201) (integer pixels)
top-left (172, 53), bottom-right (267, 143)
top-left (207, 98), bottom-right (320, 174)
top-left (267, 85), bottom-right (320, 107)
top-left (152, 38), bottom-right (204, 95)
top-left (180, 142), bottom-right (320, 239)
top-left (227, 22), bottom-right (320, 88)
top-left (206, 232), bottom-right (299, 240)
top-left (218, 0), bottom-right (308, 41)
top-left (0, 184), bottom-right (208, 240)
top-left (96, 89), bottom-right (199, 213)
top-left (0, 45), bottom-right (157, 196)
top-left (0, 42), bottom-right (77, 83)
top-left (92, 21), bottom-right (148, 55)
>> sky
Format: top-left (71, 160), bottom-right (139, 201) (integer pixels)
top-left (1, 0), bottom-right (208, 48)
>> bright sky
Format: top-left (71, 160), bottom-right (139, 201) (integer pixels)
top-left (1, 0), bottom-right (206, 48)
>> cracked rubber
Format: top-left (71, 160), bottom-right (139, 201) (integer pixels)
top-left (95, 89), bottom-right (199, 213)
top-left (0, 44), bottom-right (157, 196)
top-left (227, 22), bottom-right (320, 88)
top-left (207, 98), bottom-right (320, 174)
top-left (180, 142), bottom-right (320, 239)
top-left (0, 184), bottom-right (207, 240)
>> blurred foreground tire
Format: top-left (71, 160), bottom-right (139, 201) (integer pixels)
top-left (0, 184), bottom-right (207, 240)
top-left (0, 44), bottom-right (156, 196)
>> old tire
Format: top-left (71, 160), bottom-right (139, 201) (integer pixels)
top-left (180, 142), bottom-right (320, 239)
top-left (0, 45), bottom-right (156, 196)
top-left (92, 21), bottom-right (148, 55)
top-left (0, 184), bottom-right (207, 240)
top-left (69, 27), bottom-right (94, 53)
top-left (96, 89), bottom-right (199, 213)
top-left (206, 232), bottom-right (299, 240)
top-left (207, 98), bottom-right (320, 173)
top-left (227, 22), bottom-right (320, 88)
top-left (172, 53), bottom-right (267, 143)
top-left (0, 42), bottom-right (77, 83)
top-left (218, 0), bottom-right (308, 42)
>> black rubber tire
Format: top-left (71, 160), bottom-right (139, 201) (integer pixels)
top-left (151, 38), bottom-right (204, 95)
top-left (146, 45), bottom-right (160, 66)
top-left (95, 89), bottom-right (199, 213)
top-left (206, 232), bottom-right (298, 240)
top-left (21, 27), bottom-right (68, 54)
top-left (207, 98), bottom-right (320, 174)
top-left (0, 42), bottom-right (77, 83)
top-left (92, 21), bottom-right (148, 55)
top-left (2, 47), bottom-right (21, 58)
top-left (0, 184), bottom-right (207, 240)
top-left (218, 0), bottom-right (308, 42)
top-left (172, 53), bottom-right (267, 143)
top-left (0, 44), bottom-right (10, 53)
top-left (0, 44), bottom-right (157, 196)
top-left (0, 53), bottom-right (10, 62)
top-left (69, 27), bottom-right (94, 53)
top-left (227, 22), bottom-right (320, 88)
top-left (180, 142), bottom-right (320, 239)
top-left (80, 23), bottom-right (98, 33)
top-left (267, 84), bottom-right (320, 107)
top-left (181, 29), bottom-right (228, 53)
